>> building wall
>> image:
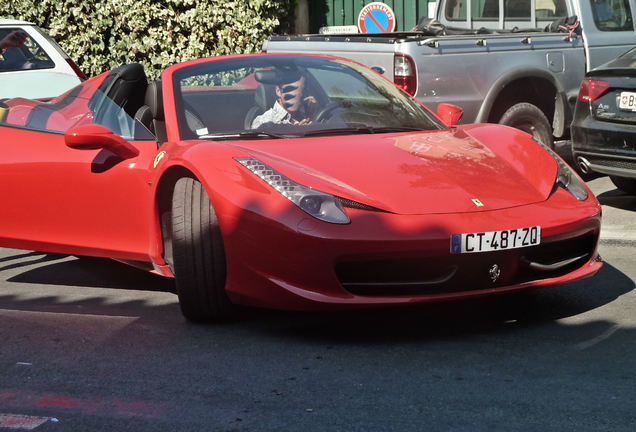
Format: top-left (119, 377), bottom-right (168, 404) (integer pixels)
top-left (307, 0), bottom-right (437, 33)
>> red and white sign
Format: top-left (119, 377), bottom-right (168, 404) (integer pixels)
top-left (358, 2), bottom-right (396, 34)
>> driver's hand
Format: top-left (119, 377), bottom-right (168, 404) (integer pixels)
top-left (1, 31), bottom-right (28, 50)
top-left (291, 116), bottom-right (312, 125)
top-left (303, 96), bottom-right (318, 121)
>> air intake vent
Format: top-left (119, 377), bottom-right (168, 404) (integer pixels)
top-left (336, 197), bottom-right (386, 212)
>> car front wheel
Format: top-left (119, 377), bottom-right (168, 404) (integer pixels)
top-left (171, 177), bottom-right (235, 322)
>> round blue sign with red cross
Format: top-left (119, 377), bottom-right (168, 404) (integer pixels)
top-left (358, 2), bottom-right (396, 33)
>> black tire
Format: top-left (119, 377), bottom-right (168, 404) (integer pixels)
top-left (498, 102), bottom-right (554, 148)
top-left (610, 176), bottom-right (636, 195)
top-left (171, 177), bottom-right (234, 322)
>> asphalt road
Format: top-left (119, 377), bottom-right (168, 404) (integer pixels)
top-left (0, 175), bottom-right (635, 431)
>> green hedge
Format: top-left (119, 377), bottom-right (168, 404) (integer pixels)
top-left (1, 0), bottom-right (294, 80)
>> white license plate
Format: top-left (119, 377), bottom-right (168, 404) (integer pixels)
top-left (450, 226), bottom-right (541, 254)
top-left (619, 91), bottom-right (636, 111)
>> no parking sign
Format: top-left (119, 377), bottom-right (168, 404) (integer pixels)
top-left (358, 2), bottom-right (396, 33)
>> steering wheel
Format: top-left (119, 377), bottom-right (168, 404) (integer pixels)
top-left (313, 102), bottom-right (341, 123)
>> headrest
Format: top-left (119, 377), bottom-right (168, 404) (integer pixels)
top-left (254, 83), bottom-right (277, 110)
top-left (101, 63), bottom-right (148, 117)
top-left (112, 63), bottom-right (146, 81)
top-left (145, 80), bottom-right (163, 120)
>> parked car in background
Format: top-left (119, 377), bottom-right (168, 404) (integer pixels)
top-left (0, 19), bottom-right (85, 99)
top-left (571, 47), bottom-right (636, 195)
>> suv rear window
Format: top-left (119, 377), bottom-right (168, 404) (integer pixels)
top-left (591, 0), bottom-right (634, 31)
top-left (446, 0), bottom-right (568, 21)
top-left (0, 28), bottom-right (54, 72)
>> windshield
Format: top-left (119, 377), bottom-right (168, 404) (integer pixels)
top-left (171, 55), bottom-right (443, 140)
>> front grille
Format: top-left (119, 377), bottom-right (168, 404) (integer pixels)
top-left (336, 234), bottom-right (596, 297)
top-left (588, 156), bottom-right (636, 171)
top-left (517, 234), bottom-right (596, 281)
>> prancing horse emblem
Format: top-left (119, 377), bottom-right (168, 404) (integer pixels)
top-left (489, 264), bottom-right (501, 282)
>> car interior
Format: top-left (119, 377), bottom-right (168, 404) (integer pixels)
top-left (174, 67), bottom-right (332, 139)
top-left (134, 80), bottom-right (167, 142)
top-left (243, 83), bottom-right (277, 129)
top-left (177, 86), bottom-right (258, 138)
top-left (3, 61), bottom-right (393, 142)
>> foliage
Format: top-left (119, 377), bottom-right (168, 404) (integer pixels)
top-left (1, 0), bottom-right (295, 80)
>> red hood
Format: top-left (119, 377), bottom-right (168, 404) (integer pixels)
top-left (232, 124), bottom-right (557, 214)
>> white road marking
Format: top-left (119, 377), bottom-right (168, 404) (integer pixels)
top-left (600, 226), bottom-right (636, 242)
top-left (573, 325), bottom-right (619, 350)
top-left (0, 414), bottom-right (51, 430)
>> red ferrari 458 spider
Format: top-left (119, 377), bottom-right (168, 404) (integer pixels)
top-left (0, 54), bottom-right (602, 322)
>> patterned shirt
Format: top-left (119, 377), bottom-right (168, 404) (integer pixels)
top-left (251, 101), bottom-right (304, 129)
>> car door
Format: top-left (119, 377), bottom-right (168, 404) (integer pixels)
top-left (0, 90), bottom-right (158, 262)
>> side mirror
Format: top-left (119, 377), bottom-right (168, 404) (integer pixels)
top-left (65, 124), bottom-right (139, 159)
top-left (436, 103), bottom-right (463, 127)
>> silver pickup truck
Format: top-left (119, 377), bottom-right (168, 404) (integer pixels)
top-left (263, 0), bottom-right (636, 147)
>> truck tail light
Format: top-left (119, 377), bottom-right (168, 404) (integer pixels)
top-left (394, 54), bottom-right (416, 96)
top-left (578, 79), bottom-right (609, 103)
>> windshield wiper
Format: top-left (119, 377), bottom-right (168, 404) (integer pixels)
top-left (302, 126), bottom-right (426, 137)
top-left (199, 131), bottom-right (287, 140)
top-left (366, 126), bottom-right (427, 133)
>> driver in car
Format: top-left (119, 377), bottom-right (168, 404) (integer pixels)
top-left (251, 71), bottom-right (317, 128)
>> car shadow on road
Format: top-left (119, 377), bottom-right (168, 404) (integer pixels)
top-left (596, 188), bottom-right (636, 212)
top-left (0, 251), bottom-right (633, 342)
top-left (0, 250), bottom-right (65, 272)
top-left (6, 254), bottom-right (175, 292)
top-left (243, 262), bottom-right (634, 343)
top-left (0, 253), bottom-right (181, 321)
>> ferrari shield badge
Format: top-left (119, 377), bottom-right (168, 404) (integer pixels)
top-left (472, 198), bottom-right (484, 207)
top-left (489, 264), bottom-right (501, 282)
top-left (153, 151), bottom-right (166, 168)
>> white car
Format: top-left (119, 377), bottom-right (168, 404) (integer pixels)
top-left (0, 19), bottom-right (85, 99)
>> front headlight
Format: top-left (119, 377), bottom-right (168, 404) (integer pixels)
top-left (534, 140), bottom-right (588, 201)
top-left (235, 157), bottom-right (350, 224)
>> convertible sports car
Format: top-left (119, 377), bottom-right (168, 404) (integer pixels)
top-left (0, 54), bottom-right (602, 322)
